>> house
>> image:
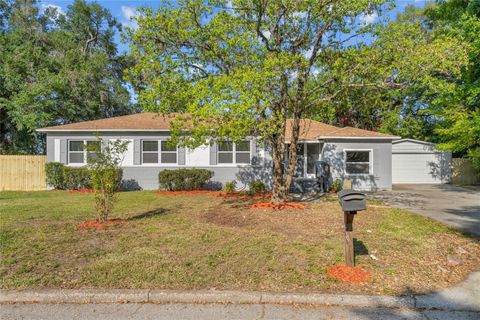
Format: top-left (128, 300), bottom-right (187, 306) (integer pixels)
top-left (36, 113), bottom-right (450, 191)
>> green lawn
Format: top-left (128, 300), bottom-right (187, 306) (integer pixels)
top-left (1, 191), bottom-right (479, 295)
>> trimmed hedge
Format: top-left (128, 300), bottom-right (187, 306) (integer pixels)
top-left (45, 162), bottom-right (92, 190)
top-left (158, 168), bottom-right (214, 191)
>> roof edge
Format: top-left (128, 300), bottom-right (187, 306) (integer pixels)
top-left (36, 128), bottom-right (171, 133)
top-left (392, 138), bottom-right (435, 145)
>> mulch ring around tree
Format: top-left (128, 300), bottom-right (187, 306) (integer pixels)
top-left (76, 219), bottom-right (126, 231)
top-left (327, 264), bottom-right (371, 283)
top-left (69, 189), bottom-right (95, 193)
top-left (250, 201), bottom-right (305, 210)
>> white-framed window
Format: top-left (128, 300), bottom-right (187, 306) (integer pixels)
top-left (160, 141), bottom-right (177, 164)
top-left (141, 140), bottom-right (177, 164)
top-left (68, 140), bottom-right (100, 164)
top-left (218, 141), bottom-right (251, 164)
top-left (344, 150), bottom-right (372, 175)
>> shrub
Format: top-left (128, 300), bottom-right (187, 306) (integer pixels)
top-left (249, 180), bottom-right (267, 194)
top-left (158, 168), bottom-right (214, 191)
top-left (224, 181), bottom-right (236, 194)
top-left (86, 137), bottom-right (129, 222)
top-left (63, 167), bottom-right (91, 190)
top-left (330, 179), bottom-right (342, 193)
top-left (45, 162), bottom-right (65, 189)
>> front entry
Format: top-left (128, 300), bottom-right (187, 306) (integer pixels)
top-left (295, 143), bottom-right (320, 178)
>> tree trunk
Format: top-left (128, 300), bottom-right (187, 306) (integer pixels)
top-left (270, 114), bottom-right (302, 204)
top-left (271, 133), bottom-right (287, 204)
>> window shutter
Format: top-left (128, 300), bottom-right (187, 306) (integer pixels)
top-left (251, 139), bottom-right (260, 165)
top-left (133, 139), bottom-right (141, 165)
top-left (209, 142), bottom-right (217, 165)
top-left (60, 139), bottom-right (67, 164)
top-left (178, 147), bottom-right (185, 165)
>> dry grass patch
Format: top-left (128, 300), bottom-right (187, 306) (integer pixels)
top-left (1, 191), bottom-right (479, 295)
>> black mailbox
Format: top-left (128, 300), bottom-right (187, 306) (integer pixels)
top-left (338, 190), bottom-right (366, 212)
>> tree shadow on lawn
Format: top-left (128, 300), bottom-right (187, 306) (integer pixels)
top-left (127, 208), bottom-right (170, 221)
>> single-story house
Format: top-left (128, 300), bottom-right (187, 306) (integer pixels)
top-left (37, 113), bottom-right (451, 191)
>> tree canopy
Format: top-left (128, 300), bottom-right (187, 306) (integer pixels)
top-left (127, 0), bottom-right (466, 202)
top-left (0, 0), bottom-right (134, 154)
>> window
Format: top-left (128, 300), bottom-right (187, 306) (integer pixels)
top-left (161, 141), bottom-right (177, 164)
top-left (68, 140), bottom-right (99, 164)
top-left (345, 150), bottom-right (371, 175)
top-left (142, 141), bottom-right (158, 164)
top-left (141, 140), bottom-right (178, 164)
top-left (218, 141), bottom-right (250, 164)
top-left (69, 141), bottom-right (84, 164)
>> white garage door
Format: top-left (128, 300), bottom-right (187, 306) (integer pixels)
top-left (392, 153), bottom-right (444, 184)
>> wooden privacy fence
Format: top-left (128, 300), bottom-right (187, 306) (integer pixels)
top-left (452, 158), bottom-right (480, 185)
top-left (0, 155), bottom-right (47, 191)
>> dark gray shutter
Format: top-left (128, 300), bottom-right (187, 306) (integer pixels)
top-left (178, 147), bottom-right (185, 165)
top-left (133, 139), bottom-right (141, 165)
top-left (209, 142), bottom-right (217, 165)
top-left (60, 139), bottom-right (67, 164)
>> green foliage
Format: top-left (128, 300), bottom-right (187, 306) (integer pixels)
top-left (45, 162), bottom-right (65, 189)
top-left (158, 169), bottom-right (214, 191)
top-left (467, 147), bottom-right (480, 173)
top-left (63, 167), bottom-right (91, 190)
top-left (248, 180), bottom-right (267, 194)
top-left (224, 181), bottom-right (236, 194)
top-left (86, 136), bottom-right (128, 222)
top-left (0, 0), bottom-right (133, 154)
top-left (330, 180), bottom-right (342, 193)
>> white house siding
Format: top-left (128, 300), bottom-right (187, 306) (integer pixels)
top-left (321, 139), bottom-right (393, 191)
top-left (392, 140), bottom-right (451, 184)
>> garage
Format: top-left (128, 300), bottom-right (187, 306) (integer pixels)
top-left (392, 139), bottom-right (452, 184)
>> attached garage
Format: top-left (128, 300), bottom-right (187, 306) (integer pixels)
top-left (392, 139), bottom-right (452, 184)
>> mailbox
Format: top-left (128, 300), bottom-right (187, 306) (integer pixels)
top-left (338, 190), bottom-right (366, 212)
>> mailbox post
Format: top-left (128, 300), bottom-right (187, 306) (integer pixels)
top-left (338, 190), bottom-right (366, 267)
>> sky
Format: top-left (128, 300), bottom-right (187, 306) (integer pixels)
top-left (38, 0), bottom-right (433, 53)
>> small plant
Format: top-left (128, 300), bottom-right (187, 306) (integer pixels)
top-left (86, 137), bottom-right (128, 222)
top-left (330, 179), bottom-right (342, 193)
top-left (45, 162), bottom-right (65, 189)
top-left (224, 181), bottom-right (237, 194)
top-left (158, 168), bottom-right (214, 191)
top-left (249, 180), bottom-right (267, 194)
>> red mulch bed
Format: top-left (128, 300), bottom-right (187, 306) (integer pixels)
top-left (76, 219), bottom-right (125, 231)
top-left (327, 264), bottom-right (371, 283)
top-left (250, 201), bottom-right (305, 210)
top-left (69, 189), bottom-right (95, 193)
top-left (156, 190), bottom-right (217, 195)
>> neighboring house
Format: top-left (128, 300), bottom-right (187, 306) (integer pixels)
top-left (36, 113), bottom-right (448, 191)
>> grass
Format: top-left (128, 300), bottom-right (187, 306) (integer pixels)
top-left (1, 190), bottom-right (479, 295)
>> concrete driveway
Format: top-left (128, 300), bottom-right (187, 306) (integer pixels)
top-left (373, 184), bottom-right (480, 237)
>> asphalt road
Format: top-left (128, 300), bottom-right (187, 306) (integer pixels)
top-left (2, 303), bottom-right (479, 320)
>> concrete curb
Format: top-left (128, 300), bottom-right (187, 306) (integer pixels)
top-left (0, 289), bottom-right (415, 309)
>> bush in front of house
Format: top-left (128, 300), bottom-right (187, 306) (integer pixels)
top-left (248, 180), bottom-right (267, 194)
top-left (45, 162), bottom-right (65, 189)
top-left (63, 166), bottom-right (92, 190)
top-left (45, 162), bottom-right (91, 190)
top-left (158, 168), bottom-right (214, 191)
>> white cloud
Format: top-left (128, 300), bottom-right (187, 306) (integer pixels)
top-left (121, 5), bottom-right (138, 29)
top-left (360, 12), bottom-right (378, 24)
top-left (41, 3), bottom-right (65, 16)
